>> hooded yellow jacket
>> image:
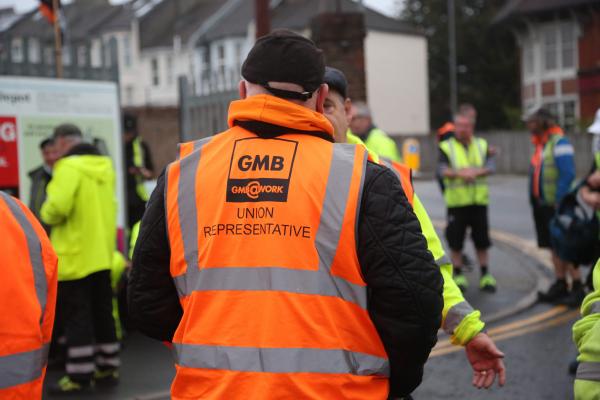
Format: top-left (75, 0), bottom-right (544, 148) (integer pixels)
top-left (41, 154), bottom-right (117, 281)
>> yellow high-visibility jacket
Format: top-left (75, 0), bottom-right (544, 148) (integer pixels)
top-left (349, 133), bottom-right (484, 345)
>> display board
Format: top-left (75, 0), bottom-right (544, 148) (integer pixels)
top-left (0, 76), bottom-right (125, 229)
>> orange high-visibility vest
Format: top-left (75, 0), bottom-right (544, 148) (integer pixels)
top-left (0, 192), bottom-right (57, 399)
top-left (379, 156), bottom-right (414, 206)
top-left (165, 117), bottom-right (389, 398)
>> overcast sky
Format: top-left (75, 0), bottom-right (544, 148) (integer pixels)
top-left (0, 0), bottom-right (399, 17)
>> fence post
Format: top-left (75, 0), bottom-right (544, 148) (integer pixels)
top-left (179, 76), bottom-right (192, 142)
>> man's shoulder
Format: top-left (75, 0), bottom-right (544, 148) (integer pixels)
top-left (370, 128), bottom-right (394, 141)
top-left (553, 136), bottom-right (575, 157)
top-left (28, 165), bottom-right (45, 178)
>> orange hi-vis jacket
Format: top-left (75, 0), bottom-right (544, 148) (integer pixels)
top-left (166, 94), bottom-right (390, 399)
top-left (378, 157), bottom-right (414, 206)
top-left (0, 192), bottom-right (57, 399)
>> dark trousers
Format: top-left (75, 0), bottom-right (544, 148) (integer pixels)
top-left (58, 270), bottom-right (120, 382)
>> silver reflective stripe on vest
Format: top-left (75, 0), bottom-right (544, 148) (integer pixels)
top-left (0, 344), bottom-right (49, 389)
top-left (1, 193), bottom-right (47, 324)
top-left (173, 343), bottom-right (389, 376)
top-left (172, 143), bottom-right (368, 309)
top-left (443, 300), bottom-right (475, 335)
top-left (435, 254), bottom-right (452, 268)
top-left (589, 301), bottom-right (600, 315)
top-left (379, 157), bottom-right (405, 187)
top-left (577, 362), bottom-right (600, 382)
top-left (172, 138), bottom-right (212, 297)
top-left (172, 266), bottom-right (367, 308)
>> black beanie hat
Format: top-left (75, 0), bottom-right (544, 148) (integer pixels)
top-left (242, 30), bottom-right (325, 101)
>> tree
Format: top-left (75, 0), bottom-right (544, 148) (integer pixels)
top-left (399, 0), bottom-right (521, 131)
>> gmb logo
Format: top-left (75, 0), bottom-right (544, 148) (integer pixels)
top-left (231, 180), bottom-right (285, 200)
top-left (227, 138), bottom-right (298, 203)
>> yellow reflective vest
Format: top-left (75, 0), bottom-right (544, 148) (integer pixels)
top-left (348, 127), bottom-right (402, 162)
top-left (440, 137), bottom-right (489, 207)
top-left (132, 137), bottom-right (149, 202)
top-left (573, 259), bottom-right (600, 399)
top-left (348, 133), bottom-right (484, 345)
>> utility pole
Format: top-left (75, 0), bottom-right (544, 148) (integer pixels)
top-left (255, 0), bottom-right (270, 39)
top-left (448, 0), bottom-right (457, 115)
top-left (53, 0), bottom-right (63, 78)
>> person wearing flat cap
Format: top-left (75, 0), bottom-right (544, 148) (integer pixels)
top-left (128, 30), bottom-right (442, 400)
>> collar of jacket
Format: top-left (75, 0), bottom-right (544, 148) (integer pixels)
top-left (228, 94), bottom-right (334, 141)
top-left (531, 125), bottom-right (564, 147)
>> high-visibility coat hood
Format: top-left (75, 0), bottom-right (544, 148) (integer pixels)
top-left (41, 154), bottom-right (117, 281)
top-left (58, 155), bottom-right (114, 183)
top-left (228, 94), bottom-right (334, 138)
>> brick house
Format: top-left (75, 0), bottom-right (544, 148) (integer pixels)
top-left (495, 0), bottom-right (600, 132)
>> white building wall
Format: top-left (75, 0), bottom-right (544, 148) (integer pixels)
top-left (364, 31), bottom-right (429, 136)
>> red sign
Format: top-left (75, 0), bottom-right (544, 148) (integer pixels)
top-left (0, 116), bottom-right (19, 188)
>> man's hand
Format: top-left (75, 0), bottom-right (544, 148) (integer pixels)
top-left (465, 333), bottom-right (506, 389)
top-left (458, 168), bottom-right (477, 182)
top-left (587, 170), bottom-right (600, 188)
top-left (580, 185), bottom-right (600, 210)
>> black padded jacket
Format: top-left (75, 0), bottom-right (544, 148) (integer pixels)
top-left (128, 133), bottom-right (443, 398)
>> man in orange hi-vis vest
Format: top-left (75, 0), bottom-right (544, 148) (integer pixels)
top-left (0, 191), bottom-right (58, 399)
top-left (128, 30), bottom-right (443, 400)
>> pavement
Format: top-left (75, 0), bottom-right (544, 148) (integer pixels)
top-left (412, 175), bottom-right (587, 400)
top-left (42, 175), bottom-right (587, 399)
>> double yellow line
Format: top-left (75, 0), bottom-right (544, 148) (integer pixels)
top-left (431, 305), bottom-right (580, 358)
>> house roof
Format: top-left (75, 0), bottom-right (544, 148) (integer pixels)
top-left (138, 0), bottom-right (224, 49)
top-left (193, 0), bottom-right (423, 44)
top-left (494, 0), bottom-right (600, 24)
top-left (5, 0), bottom-right (130, 42)
top-left (0, 7), bottom-right (19, 33)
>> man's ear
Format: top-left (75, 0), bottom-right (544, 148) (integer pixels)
top-left (238, 80), bottom-right (247, 99)
top-left (316, 83), bottom-right (329, 114)
top-left (344, 98), bottom-right (353, 124)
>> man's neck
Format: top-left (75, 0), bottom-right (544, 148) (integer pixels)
top-left (457, 136), bottom-right (472, 146)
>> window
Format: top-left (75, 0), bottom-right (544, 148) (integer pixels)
top-left (125, 85), bottom-right (134, 105)
top-left (151, 57), bottom-right (159, 86)
top-left (103, 38), bottom-right (112, 66)
top-left (123, 35), bottom-right (131, 67)
top-left (77, 45), bottom-right (87, 66)
top-left (28, 38), bottom-right (40, 63)
top-left (11, 37), bottom-right (23, 62)
top-left (91, 40), bottom-right (102, 67)
top-left (62, 45), bottom-right (71, 66)
top-left (167, 56), bottom-right (174, 85)
top-left (561, 23), bottom-right (576, 69)
top-left (44, 46), bottom-right (54, 64)
top-left (234, 41), bottom-right (243, 74)
top-left (522, 38), bottom-right (534, 77)
top-left (543, 27), bottom-right (557, 71)
top-left (217, 43), bottom-right (226, 82)
top-left (563, 100), bottom-right (577, 133)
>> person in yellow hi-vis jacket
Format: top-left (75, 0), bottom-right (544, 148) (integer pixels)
top-left (323, 66), bottom-right (506, 390)
top-left (573, 259), bottom-right (600, 399)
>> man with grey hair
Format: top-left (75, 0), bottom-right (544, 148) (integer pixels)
top-left (349, 101), bottom-right (402, 161)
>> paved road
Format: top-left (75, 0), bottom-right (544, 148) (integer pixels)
top-left (42, 176), bottom-right (585, 399)
top-left (413, 176), bottom-right (584, 400)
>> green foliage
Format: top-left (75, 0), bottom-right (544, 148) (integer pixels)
top-left (398, 0), bottom-right (520, 131)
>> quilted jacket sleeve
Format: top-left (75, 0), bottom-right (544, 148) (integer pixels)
top-left (358, 161), bottom-right (443, 398)
top-left (128, 170), bottom-right (182, 341)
